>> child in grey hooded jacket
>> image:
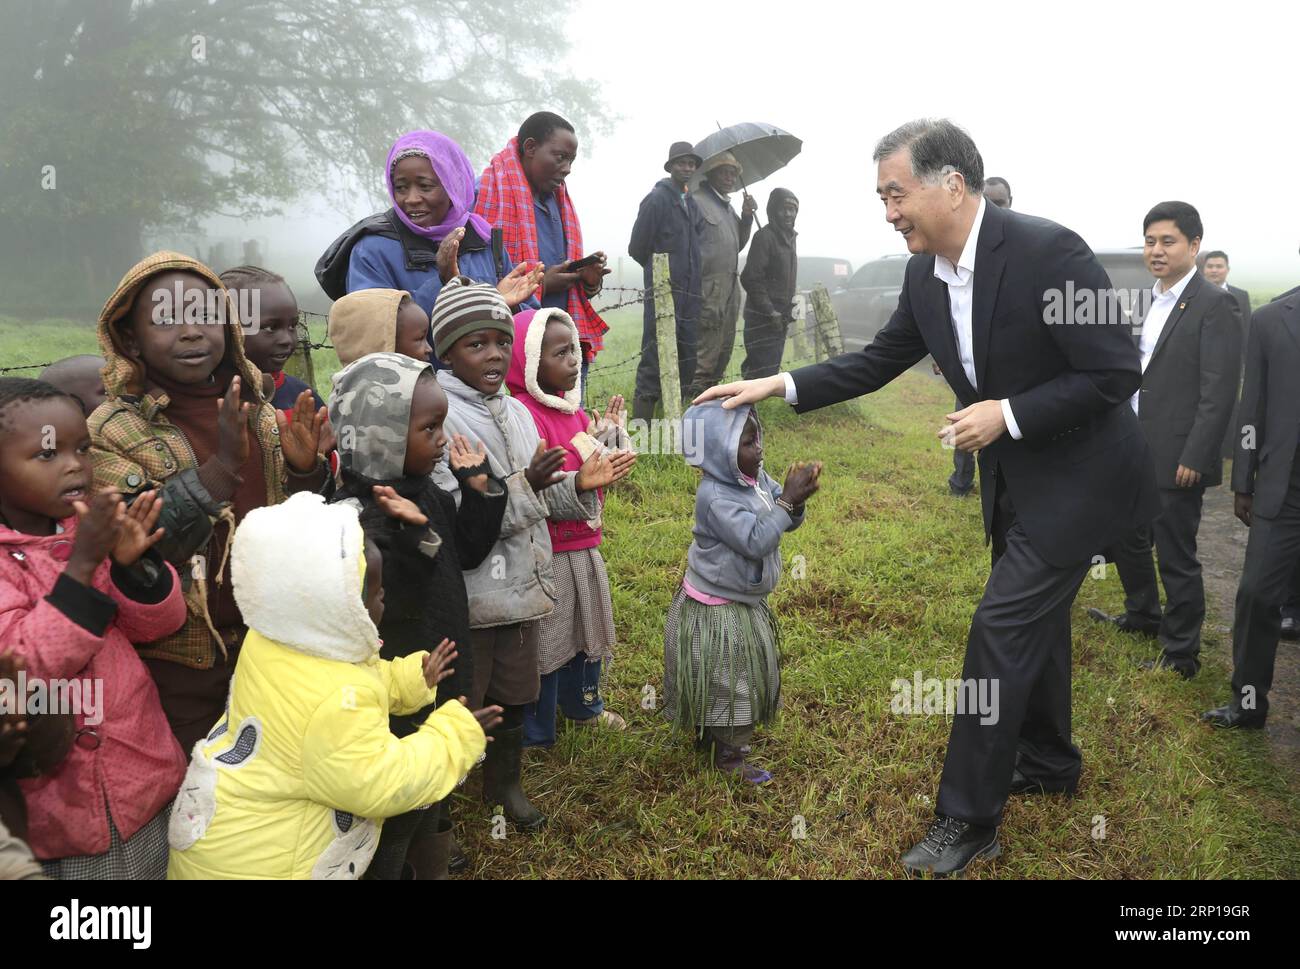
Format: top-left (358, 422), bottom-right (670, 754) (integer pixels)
top-left (428, 277), bottom-right (635, 830)
top-left (665, 398), bottom-right (822, 783)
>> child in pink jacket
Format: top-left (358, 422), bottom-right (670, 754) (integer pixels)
top-left (505, 309), bottom-right (633, 747)
top-left (0, 378), bottom-right (187, 878)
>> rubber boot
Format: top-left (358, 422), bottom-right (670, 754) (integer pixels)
top-left (482, 725), bottom-right (546, 831)
top-left (444, 800), bottom-right (469, 874)
top-left (405, 815), bottom-right (453, 880)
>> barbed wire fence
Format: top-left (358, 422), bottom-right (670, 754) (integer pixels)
top-left (1, 267), bottom-right (849, 414)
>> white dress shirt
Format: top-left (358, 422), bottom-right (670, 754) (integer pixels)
top-left (783, 196), bottom-right (1022, 439)
top-left (1130, 266), bottom-right (1196, 415)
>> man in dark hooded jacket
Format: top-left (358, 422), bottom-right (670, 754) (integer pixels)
top-left (628, 142), bottom-right (704, 421)
top-left (740, 188), bottom-right (799, 379)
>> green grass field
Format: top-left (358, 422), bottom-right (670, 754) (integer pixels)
top-left (4, 308), bottom-right (1298, 879)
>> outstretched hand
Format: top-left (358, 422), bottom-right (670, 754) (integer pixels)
top-left (112, 489), bottom-right (166, 566)
top-left (276, 389), bottom-right (327, 472)
top-left (422, 639), bottom-right (458, 689)
top-left (449, 433), bottom-right (491, 493)
top-left (693, 374), bottom-right (786, 410)
top-left (373, 485), bottom-right (428, 526)
top-left (497, 261), bottom-right (546, 308)
top-left (464, 700), bottom-right (503, 738)
top-left (575, 447), bottom-right (636, 493)
top-left (781, 461), bottom-right (823, 506)
top-left (524, 440), bottom-right (568, 492)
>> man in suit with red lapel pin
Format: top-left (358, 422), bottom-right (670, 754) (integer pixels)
top-left (1088, 202), bottom-right (1241, 680)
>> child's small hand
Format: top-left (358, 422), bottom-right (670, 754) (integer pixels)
top-left (68, 489), bottom-right (127, 584)
top-left (588, 395), bottom-right (625, 436)
top-left (524, 439), bottom-right (567, 492)
top-left (111, 490), bottom-right (166, 566)
top-left (780, 461), bottom-right (823, 507)
top-left (317, 417), bottom-right (337, 457)
top-left (497, 261), bottom-right (545, 308)
top-left (373, 485), bottom-right (428, 526)
top-left (216, 375), bottom-right (251, 473)
top-left (422, 638), bottom-right (458, 689)
top-left (276, 388), bottom-right (326, 473)
top-left (458, 698), bottom-right (504, 738)
top-left (449, 433), bottom-right (490, 493)
top-left (575, 447), bottom-right (636, 493)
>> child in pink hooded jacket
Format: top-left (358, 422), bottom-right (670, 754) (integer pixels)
top-left (0, 378), bottom-right (186, 878)
top-left (505, 308), bottom-right (633, 746)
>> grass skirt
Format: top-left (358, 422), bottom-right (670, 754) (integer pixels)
top-left (663, 584), bottom-right (781, 736)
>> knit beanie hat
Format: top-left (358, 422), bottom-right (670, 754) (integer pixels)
top-left (430, 276), bottom-right (514, 358)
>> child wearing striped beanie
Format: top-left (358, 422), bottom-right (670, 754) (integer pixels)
top-left (430, 277), bottom-right (634, 843)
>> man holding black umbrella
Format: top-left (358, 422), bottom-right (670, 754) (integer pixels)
top-left (689, 151), bottom-right (756, 398)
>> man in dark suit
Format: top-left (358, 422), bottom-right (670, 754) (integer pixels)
top-left (1202, 250), bottom-right (1251, 460)
top-left (1204, 290), bottom-right (1300, 727)
top-left (695, 119), bottom-right (1159, 876)
top-left (1088, 204), bottom-right (1241, 678)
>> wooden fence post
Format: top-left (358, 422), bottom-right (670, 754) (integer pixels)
top-left (791, 292), bottom-right (811, 360)
top-left (652, 253), bottom-right (682, 422)
top-left (282, 316), bottom-right (319, 392)
top-left (809, 282), bottom-right (845, 361)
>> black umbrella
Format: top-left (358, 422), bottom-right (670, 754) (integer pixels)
top-left (692, 122), bottom-right (802, 227)
top-left (691, 122), bottom-right (802, 190)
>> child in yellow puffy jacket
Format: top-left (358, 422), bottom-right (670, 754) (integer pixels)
top-left (167, 492), bottom-right (502, 880)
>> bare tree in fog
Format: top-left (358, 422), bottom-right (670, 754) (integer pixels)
top-left (0, 0), bottom-right (606, 314)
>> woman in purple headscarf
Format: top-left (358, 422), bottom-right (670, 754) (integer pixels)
top-left (316, 130), bottom-right (542, 316)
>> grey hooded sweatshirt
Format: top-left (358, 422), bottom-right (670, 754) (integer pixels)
top-left (433, 369), bottom-right (599, 628)
top-left (682, 400), bottom-right (805, 606)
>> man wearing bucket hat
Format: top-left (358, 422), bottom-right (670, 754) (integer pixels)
top-left (689, 151), bottom-right (758, 399)
top-left (628, 141), bottom-right (706, 422)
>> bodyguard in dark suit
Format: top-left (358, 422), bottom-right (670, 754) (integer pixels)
top-left (1089, 205), bottom-right (1241, 677)
top-left (695, 119), bottom-right (1159, 876)
top-left (1202, 250), bottom-right (1252, 459)
top-left (1203, 290), bottom-right (1300, 727)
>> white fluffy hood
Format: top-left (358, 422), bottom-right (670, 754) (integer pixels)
top-left (232, 492), bottom-right (380, 663)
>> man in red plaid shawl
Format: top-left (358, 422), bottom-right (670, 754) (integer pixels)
top-left (474, 112), bottom-right (610, 395)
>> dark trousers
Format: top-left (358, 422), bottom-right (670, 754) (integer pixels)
top-left (633, 296), bottom-right (696, 404)
top-left (935, 475), bottom-right (1086, 828)
top-left (1282, 559), bottom-right (1300, 621)
top-left (1230, 450), bottom-right (1300, 717)
top-left (947, 398), bottom-right (976, 494)
top-left (1106, 487), bottom-right (1206, 673)
top-left (740, 311), bottom-right (789, 380)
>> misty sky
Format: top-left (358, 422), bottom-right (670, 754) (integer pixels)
top-left (199, 0), bottom-right (1299, 297)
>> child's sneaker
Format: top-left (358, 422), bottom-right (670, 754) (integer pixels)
top-left (713, 742), bottom-right (773, 785)
top-left (574, 710), bottom-right (627, 731)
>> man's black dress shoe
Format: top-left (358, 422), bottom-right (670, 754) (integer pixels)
top-left (1009, 767), bottom-right (1078, 796)
top-left (1281, 616), bottom-right (1300, 641)
top-left (1138, 656), bottom-right (1196, 680)
top-left (1201, 705), bottom-right (1267, 729)
top-left (900, 815), bottom-right (999, 877)
top-left (1087, 607), bottom-right (1159, 638)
